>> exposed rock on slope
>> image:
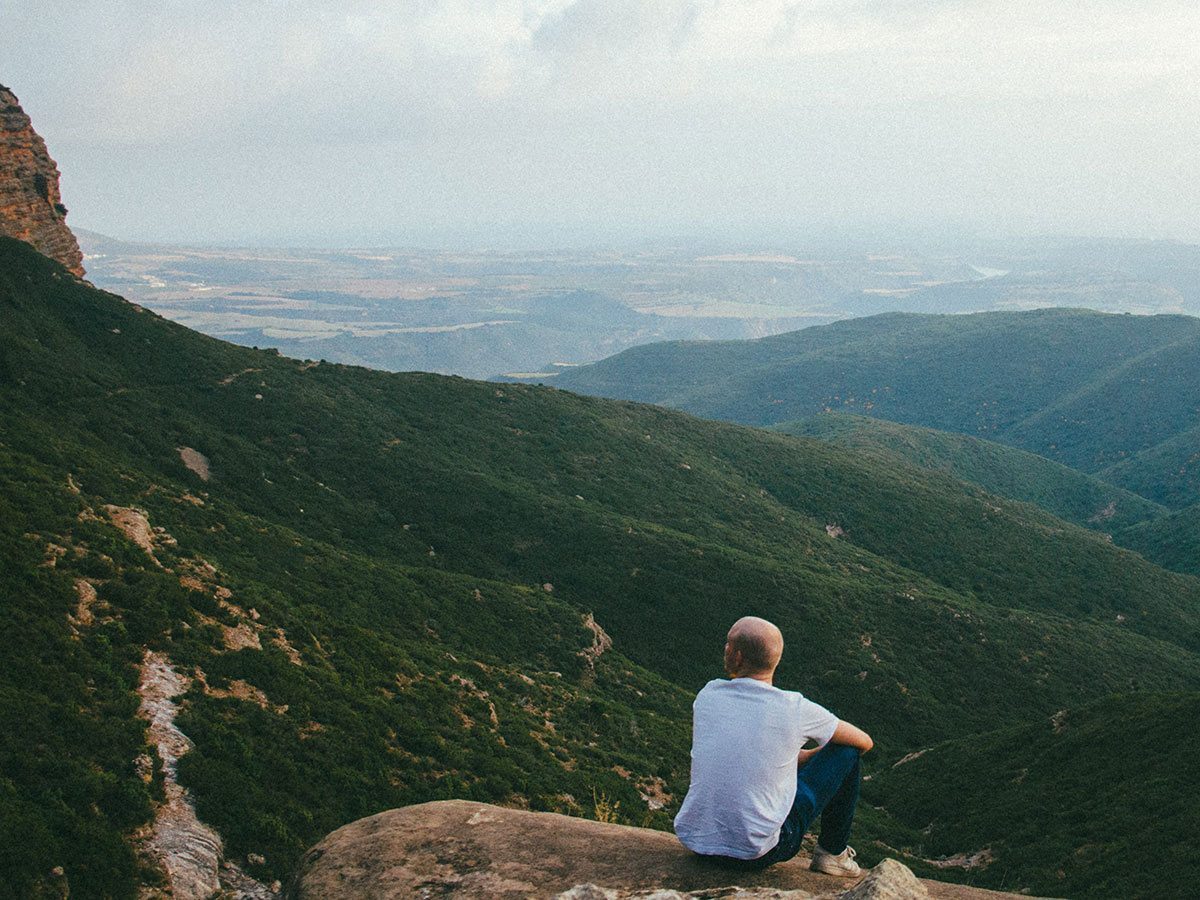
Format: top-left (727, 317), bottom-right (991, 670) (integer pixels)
top-left (0, 84), bottom-right (84, 276)
top-left (291, 801), bottom-right (1031, 900)
top-left (136, 651), bottom-right (224, 899)
top-left (136, 650), bottom-right (278, 899)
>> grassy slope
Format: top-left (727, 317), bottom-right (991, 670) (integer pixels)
top-left (0, 438), bottom-right (693, 895)
top-left (1101, 422), bottom-right (1200, 509)
top-left (774, 412), bottom-right (1165, 532)
top-left (554, 308), bottom-right (1200, 487)
top-left (1001, 334), bottom-right (1200, 472)
top-left (864, 692), bottom-right (1200, 899)
top-left (1117, 504), bottom-right (1200, 576)
top-left (4, 239), bottom-right (1200, 894)
top-left (0, 243), bottom-right (692, 894)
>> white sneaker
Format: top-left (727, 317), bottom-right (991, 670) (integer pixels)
top-left (810, 844), bottom-right (860, 877)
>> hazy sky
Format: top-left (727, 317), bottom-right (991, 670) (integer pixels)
top-left (4, 1), bottom-right (1198, 246)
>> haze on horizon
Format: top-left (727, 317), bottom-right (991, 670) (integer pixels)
top-left (4, 0), bottom-right (1198, 249)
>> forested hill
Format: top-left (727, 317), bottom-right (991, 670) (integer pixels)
top-left (4, 235), bottom-right (1200, 897)
top-left (865, 691), bottom-right (1200, 899)
top-left (553, 308), bottom-right (1200, 508)
top-left (1117, 505), bottom-right (1200, 576)
top-left (774, 413), bottom-right (1166, 532)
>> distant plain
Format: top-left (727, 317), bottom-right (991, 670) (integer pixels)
top-left (79, 231), bottom-right (1200, 381)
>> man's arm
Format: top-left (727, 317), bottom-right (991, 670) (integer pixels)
top-left (799, 719), bottom-right (874, 767)
top-left (829, 719), bottom-right (873, 753)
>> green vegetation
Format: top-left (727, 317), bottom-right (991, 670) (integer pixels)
top-left (3, 237), bottom-right (1200, 897)
top-left (774, 412), bottom-right (1165, 532)
top-left (1117, 504), bottom-right (1200, 576)
top-left (864, 692), bottom-right (1200, 899)
top-left (1101, 423), bottom-right (1200, 509)
top-left (555, 308), bottom-right (1200, 497)
top-left (0, 473), bottom-right (152, 898)
top-left (0, 404), bottom-right (693, 895)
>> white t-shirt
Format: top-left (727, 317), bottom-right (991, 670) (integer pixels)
top-left (673, 678), bottom-right (839, 859)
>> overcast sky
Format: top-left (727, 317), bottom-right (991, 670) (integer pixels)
top-left (4, 1), bottom-right (1198, 247)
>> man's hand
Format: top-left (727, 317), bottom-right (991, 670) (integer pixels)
top-left (797, 746), bottom-right (821, 768)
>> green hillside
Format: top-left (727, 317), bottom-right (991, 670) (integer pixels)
top-left (553, 308), bottom-right (1200, 494)
top-left (864, 692), bottom-right (1200, 899)
top-left (0, 459), bottom-right (693, 895)
top-left (1101, 423), bottom-right (1200, 509)
top-left (774, 412), bottom-right (1165, 532)
top-left (1117, 504), bottom-right (1200, 576)
top-left (1001, 335), bottom-right (1200, 472)
top-left (4, 237), bottom-right (1200, 896)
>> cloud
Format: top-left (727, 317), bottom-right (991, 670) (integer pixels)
top-left (4, 0), bottom-right (1198, 243)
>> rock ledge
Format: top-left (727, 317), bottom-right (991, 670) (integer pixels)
top-left (290, 800), bottom-right (1031, 900)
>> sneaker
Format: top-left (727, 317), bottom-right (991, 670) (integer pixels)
top-left (810, 844), bottom-right (860, 877)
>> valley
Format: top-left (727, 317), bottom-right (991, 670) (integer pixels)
top-left (4, 235), bottom-right (1200, 897)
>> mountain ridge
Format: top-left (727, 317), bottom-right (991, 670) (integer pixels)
top-left (552, 308), bottom-right (1200, 509)
top-left (772, 412), bottom-right (1165, 533)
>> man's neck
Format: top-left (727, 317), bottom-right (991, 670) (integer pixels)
top-left (732, 672), bottom-right (774, 685)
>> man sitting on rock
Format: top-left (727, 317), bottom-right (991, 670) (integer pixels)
top-left (673, 616), bottom-right (873, 876)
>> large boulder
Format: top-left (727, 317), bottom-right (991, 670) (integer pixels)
top-left (290, 801), bottom-right (1026, 899)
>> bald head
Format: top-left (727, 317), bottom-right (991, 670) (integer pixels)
top-left (724, 616), bottom-right (784, 679)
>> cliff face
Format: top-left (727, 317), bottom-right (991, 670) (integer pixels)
top-left (0, 85), bottom-right (85, 277)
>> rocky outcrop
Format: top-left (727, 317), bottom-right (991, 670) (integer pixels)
top-left (136, 651), bottom-right (224, 899)
top-left (290, 800), bottom-right (1031, 900)
top-left (136, 650), bottom-right (279, 899)
top-left (0, 84), bottom-right (84, 276)
top-left (840, 861), bottom-right (933, 900)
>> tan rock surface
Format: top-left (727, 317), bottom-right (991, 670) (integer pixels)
top-left (840, 860), bottom-right (930, 900)
top-left (136, 651), bottom-right (223, 900)
top-left (0, 85), bottom-right (84, 276)
top-left (136, 650), bottom-right (278, 900)
top-left (291, 800), bottom-right (1032, 900)
top-left (555, 859), bottom-right (932, 900)
top-left (177, 446), bottom-right (212, 481)
top-left (104, 504), bottom-right (161, 561)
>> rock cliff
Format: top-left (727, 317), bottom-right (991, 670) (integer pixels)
top-left (0, 84), bottom-right (85, 276)
top-left (290, 801), bottom-right (1033, 900)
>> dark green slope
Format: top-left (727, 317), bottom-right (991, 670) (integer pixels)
top-left (864, 692), bottom-right (1200, 899)
top-left (4, 238), bottom-right (1200, 894)
top-left (0, 243), bottom-right (691, 894)
top-left (1101, 422), bottom-right (1200, 509)
top-left (554, 308), bottom-right (1199, 428)
top-left (0, 441), bottom-right (693, 895)
top-left (774, 412), bottom-right (1165, 532)
top-left (554, 308), bottom-right (1200, 493)
top-left (1117, 504), bottom-right (1200, 576)
top-left (5, 237), bottom-right (1199, 681)
top-left (1001, 333), bottom-right (1200, 472)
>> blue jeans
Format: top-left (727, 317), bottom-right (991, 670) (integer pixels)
top-left (706, 743), bottom-right (862, 870)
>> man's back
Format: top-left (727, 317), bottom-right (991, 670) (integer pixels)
top-left (673, 678), bottom-right (837, 859)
